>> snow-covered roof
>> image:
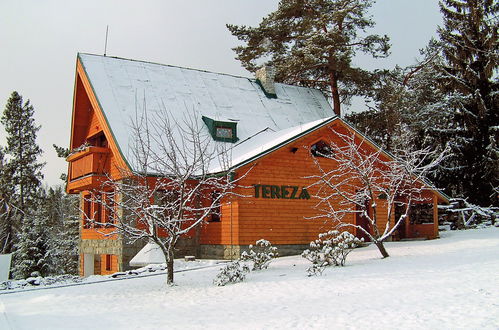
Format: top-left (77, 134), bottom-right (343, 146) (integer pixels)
top-left (129, 242), bottom-right (165, 267)
top-left (78, 53), bottom-right (335, 172)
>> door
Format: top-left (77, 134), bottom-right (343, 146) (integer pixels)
top-left (83, 254), bottom-right (94, 277)
top-left (355, 200), bottom-right (371, 242)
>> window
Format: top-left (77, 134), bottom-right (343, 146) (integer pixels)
top-left (105, 255), bottom-right (112, 271)
top-left (93, 195), bottom-right (103, 228)
top-left (310, 140), bottom-right (333, 157)
top-left (410, 204), bottom-right (434, 224)
top-left (102, 192), bottom-right (115, 226)
top-left (202, 116), bottom-right (238, 143)
top-left (216, 127), bottom-right (233, 139)
top-left (83, 197), bottom-right (92, 229)
top-left (209, 191), bottom-right (221, 222)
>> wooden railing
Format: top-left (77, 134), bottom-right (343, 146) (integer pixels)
top-left (67, 146), bottom-right (110, 181)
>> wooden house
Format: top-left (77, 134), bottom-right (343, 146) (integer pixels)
top-left (67, 54), bottom-right (449, 276)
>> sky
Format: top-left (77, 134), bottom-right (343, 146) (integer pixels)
top-left (0, 0), bottom-right (442, 187)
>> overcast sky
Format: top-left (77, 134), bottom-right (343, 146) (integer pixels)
top-left (0, 0), bottom-right (442, 187)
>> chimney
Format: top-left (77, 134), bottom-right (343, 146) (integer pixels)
top-left (255, 65), bottom-right (276, 98)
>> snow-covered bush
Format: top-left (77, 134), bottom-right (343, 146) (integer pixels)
top-left (213, 261), bottom-right (250, 286)
top-left (241, 239), bottom-right (278, 271)
top-left (302, 230), bottom-right (363, 276)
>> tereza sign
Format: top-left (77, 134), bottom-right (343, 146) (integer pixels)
top-left (253, 184), bottom-right (311, 200)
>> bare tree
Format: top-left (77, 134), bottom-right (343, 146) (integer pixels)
top-left (88, 107), bottom-right (242, 285)
top-left (308, 129), bottom-right (447, 258)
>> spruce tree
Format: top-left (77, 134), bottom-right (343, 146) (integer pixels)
top-left (44, 186), bottom-right (79, 275)
top-left (227, 0), bottom-right (390, 116)
top-left (1, 92), bottom-right (44, 213)
top-left (12, 198), bottom-right (50, 278)
top-left (434, 0), bottom-right (498, 205)
top-left (2, 91), bottom-right (45, 278)
top-left (0, 147), bottom-right (18, 254)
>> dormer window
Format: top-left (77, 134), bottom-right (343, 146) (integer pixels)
top-left (216, 127), bottom-right (233, 139)
top-left (202, 116), bottom-right (238, 143)
top-left (311, 140), bottom-right (333, 158)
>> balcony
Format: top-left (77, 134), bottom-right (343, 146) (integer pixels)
top-left (66, 146), bottom-right (110, 193)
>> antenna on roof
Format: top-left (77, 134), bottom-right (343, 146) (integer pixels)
top-left (104, 25), bottom-right (109, 56)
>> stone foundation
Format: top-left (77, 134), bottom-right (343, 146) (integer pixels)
top-left (198, 244), bottom-right (309, 260)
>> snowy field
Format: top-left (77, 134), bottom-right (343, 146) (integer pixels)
top-left (0, 227), bottom-right (498, 330)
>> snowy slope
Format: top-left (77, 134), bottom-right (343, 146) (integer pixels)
top-left (1, 227), bottom-right (498, 329)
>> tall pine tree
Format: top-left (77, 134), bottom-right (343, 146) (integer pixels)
top-left (227, 0), bottom-right (390, 116)
top-left (434, 0), bottom-right (498, 205)
top-left (1, 91), bottom-right (45, 278)
top-left (0, 147), bottom-right (18, 254)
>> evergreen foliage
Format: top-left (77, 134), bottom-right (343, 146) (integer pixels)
top-left (1, 92), bottom-right (44, 212)
top-left (43, 186), bottom-right (79, 275)
top-left (347, 0), bottom-right (498, 206)
top-left (1, 91), bottom-right (45, 278)
top-left (433, 0), bottom-right (498, 205)
top-left (11, 200), bottom-right (50, 279)
top-left (227, 0), bottom-right (390, 115)
top-left (0, 148), bottom-right (18, 254)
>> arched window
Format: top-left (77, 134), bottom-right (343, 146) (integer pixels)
top-left (310, 140), bottom-right (333, 157)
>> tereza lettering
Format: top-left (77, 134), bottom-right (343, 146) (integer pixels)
top-left (253, 184), bottom-right (311, 200)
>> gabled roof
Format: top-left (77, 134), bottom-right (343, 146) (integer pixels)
top-left (77, 53), bottom-right (334, 172)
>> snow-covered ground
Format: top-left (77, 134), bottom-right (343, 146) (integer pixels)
top-left (0, 227), bottom-right (497, 329)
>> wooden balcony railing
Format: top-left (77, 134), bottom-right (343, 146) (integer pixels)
top-left (66, 146), bottom-right (110, 193)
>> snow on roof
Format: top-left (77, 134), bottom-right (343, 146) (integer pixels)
top-left (78, 53), bottom-right (335, 172)
top-left (129, 242), bottom-right (165, 267)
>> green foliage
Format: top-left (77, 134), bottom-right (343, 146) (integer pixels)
top-left (348, 0), bottom-right (498, 206)
top-left (227, 0), bottom-right (390, 115)
top-left (433, 0), bottom-right (499, 205)
top-left (1, 91), bottom-right (44, 211)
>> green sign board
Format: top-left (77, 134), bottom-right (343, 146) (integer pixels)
top-left (253, 184), bottom-right (310, 200)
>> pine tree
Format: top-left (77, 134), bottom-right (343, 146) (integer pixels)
top-left (227, 0), bottom-right (390, 116)
top-left (11, 196), bottom-right (50, 278)
top-left (0, 147), bottom-right (18, 254)
top-left (1, 91), bottom-right (44, 214)
top-left (44, 186), bottom-right (79, 275)
top-left (2, 91), bottom-right (45, 278)
top-left (434, 0), bottom-right (498, 205)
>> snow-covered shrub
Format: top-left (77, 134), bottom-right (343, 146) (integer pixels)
top-left (302, 230), bottom-right (363, 276)
top-left (241, 239), bottom-right (278, 271)
top-left (213, 261), bottom-right (250, 286)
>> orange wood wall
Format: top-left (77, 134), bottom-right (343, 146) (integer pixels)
top-left (201, 121), bottom-right (397, 246)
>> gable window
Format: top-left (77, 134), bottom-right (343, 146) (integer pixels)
top-left (310, 140), bottom-right (333, 158)
top-left (202, 116), bottom-right (238, 143)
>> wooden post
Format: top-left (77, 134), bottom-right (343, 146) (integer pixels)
top-left (433, 194), bottom-right (439, 239)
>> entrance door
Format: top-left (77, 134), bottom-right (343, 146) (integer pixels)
top-left (355, 200), bottom-right (371, 242)
top-left (83, 254), bottom-right (94, 277)
top-left (395, 203), bottom-right (406, 240)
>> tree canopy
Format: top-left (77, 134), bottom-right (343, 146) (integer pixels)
top-left (227, 0), bottom-right (390, 116)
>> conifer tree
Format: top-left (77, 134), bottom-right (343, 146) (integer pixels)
top-left (11, 198), bottom-right (50, 278)
top-left (227, 0), bottom-right (390, 116)
top-left (44, 186), bottom-right (79, 275)
top-left (0, 148), bottom-right (18, 254)
top-left (434, 0), bottom-right (498, 205)
top-left (2, 91), bottom-right (45, 278)
top-left (1, 91), bottom-right (44, 214)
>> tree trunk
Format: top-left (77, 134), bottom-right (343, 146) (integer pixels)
top-left (166, 247), bottom-right (174, 285)
top-left (329, 70), bottom-right (341, 117)
top-left (374, 241), bottom-right (389, 258)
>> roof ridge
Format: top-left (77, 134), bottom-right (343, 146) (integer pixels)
top-left (78, 52), bottom-right (257, 81)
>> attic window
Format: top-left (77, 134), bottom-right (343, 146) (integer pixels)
top-left (216, 127), bottom-right (233, 139)
top-left (311, 140), bottom-right (333, 158)
top-left (202, 116), bottom-right (238, 143)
